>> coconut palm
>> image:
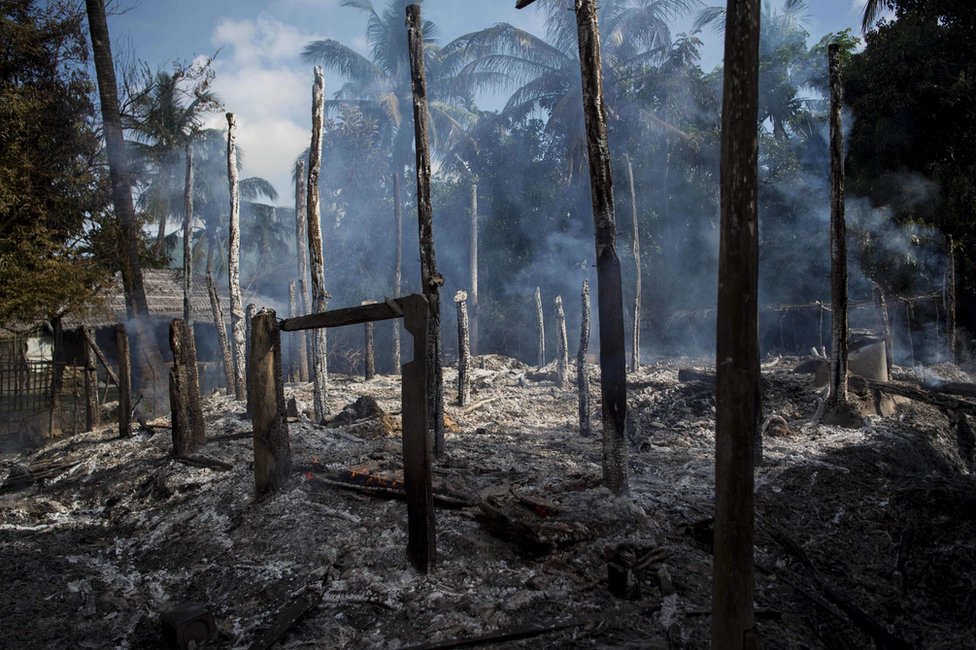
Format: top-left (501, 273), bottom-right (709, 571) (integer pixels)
top-left (861, 0), bottom-right (896, 32)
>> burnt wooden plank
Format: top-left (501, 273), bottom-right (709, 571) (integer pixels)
top-left (281, 299), bottom-right (408, 332)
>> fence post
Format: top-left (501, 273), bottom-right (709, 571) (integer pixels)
top-left (249, 308), bottom-right (291, 496)
top-left (84, 325), bottom-right (98, 431)
top-left (116, 325), bottom-right (132, 438)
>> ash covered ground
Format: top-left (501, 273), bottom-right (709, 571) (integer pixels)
top-left (1, 355), bottom-right (974, 649)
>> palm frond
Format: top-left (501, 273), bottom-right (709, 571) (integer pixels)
top-left (302, 39), bottom-right (387, 84)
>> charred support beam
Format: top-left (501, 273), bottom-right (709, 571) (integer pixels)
top-left (170, 319), bottom-right (205, 458)
top-left (81, 327), bottom-right (119, 387)
top-left (183, 143), bottom-right (194, 327)
top-left (116, 324), bottom-right (132, 438)
top-left (535, 286), bottom-right (545, 368)
top-left (207, 270), bottom-right (235, 394)
top-left (713, 0), bottom-right (761, 646)
top-left (469, 184), bottom-right (479, 356)
top-left (578, 280), bottom-right (591, 436)
top-left (294, 158), bottom-right (310, 383)
top-left (249, 309), bottom-right (291, 496)
top-left (245, 303), bottom-right (257, 414)
top-left (392, 172), bottom-right (403, 370)
top-left (48, 318), bottom-right (64, 438)
top-left (307, 66), bottom-right (331, 422)
top-left (363, 300), bottom-right (376, 380)
top-left (83, 325), bottom-right (98, 431)
top-left (555, 296), bottom-right (569, 388)
top-left (626, 155), bottom-right (641, 372)
top-left (455, 290), bottom-right (471, 405)
top-left (226, 113), bottom-right (247, 401)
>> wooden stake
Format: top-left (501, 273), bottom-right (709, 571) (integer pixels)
top-left (47, 318), bottom-right (64, 438)
top-left (249, 308), bottom-right (291, 496)
top-left (573, 0), bottom-right (628, 495)
top-left (555, 295), bottom-right (569, 388)
top-left (578, 280), bottom-right (591, 437)
top-left (873, 282), bottom-right (894, 375)
top-left (535, 286), bottom-right (545, 368)
top-left (226, 112), bottom-right (247, 400)
top-left (455, 290), bottom-right (471, 405)
top-left (84, 325), bottom-right (98, 431)
top-left (245, 303), bottom-right (257, 414)
top-left (626, 155), bottom-right (641, 372)
top-left (183, 143), bottom-right (194, 328)
top-left (406, 4), bottom-right (445, 457)
top-left (169, 319), bottom-right (205, 458)
top-left (470, 183), bottom-right (479, 356)
top-left (307, 66), bottom-right (331, 422)
top-left (116, 324), bottom-right (132, 438)
top-left (288, 281), bottom-right (299, 382)
top-left (946, 234), bottom-right (957, 361)
top-left (294, 158), bottom-right (310, 383)
top-left (362, 300), bottom-right (376, 380)
top-left (207, 270), bottom-right (235, 394)
top-left (828, 44), bottom-right (851, 416)
top-left (713, 0), bottom-right (761, 646)
top-left (392, 172), bottom-right (403, 371)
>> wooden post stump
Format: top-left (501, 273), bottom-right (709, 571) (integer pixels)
top-left (555, 295), bottom-right (569, 388)
top-left (116, 324), bottom-right (132, 438)
top-left (83, 325), bottom-right (98, 431)
top-left (249, 309), bottom-right (291, 496)
top-left (578, 280), bottom-right (591, 436)
top-left (455, 290), bottom-right (471, 405)
top-left (535, 286), bottom-right (545, 368)
top-left (169, 319), bottom-right (205, 458)
top-left (362, 300), bottom-right (376, 380)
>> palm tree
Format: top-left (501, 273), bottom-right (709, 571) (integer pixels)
top-left (862, 0), bottom-right (896, 32)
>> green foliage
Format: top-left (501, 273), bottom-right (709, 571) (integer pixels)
top-left (0, 0), bottom-right (111, 323)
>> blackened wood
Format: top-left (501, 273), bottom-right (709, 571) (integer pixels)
top-left (555, 295), bottom-right (569, 388)
top-left (400, 291), bottom-right (435, 572)
top-left (713, 0), bottom-right (761, 646)
top-left (245, 303), bottom-right (257, 414)
top-left (299, 278), bottom-right (312, 381)
top-left (282, 300), bottom-right (413, 331)
top-left (946, 234), bottom-right (957, 361)
top-left (872, 282), bottom-right (894, 375)
top-left (392, 172), bottom-right (403, 370)
top-left (183, 143), bottom-right (194, 327)
top-left (288, 281), bottom-right (299, 382)
top-left (577, 280), bottom-right (591, 436)
top-left (294, 159), bottom-right (311, 383)
top-left (47, 318), bottom-right (64, 437)
top-left (626, 155), bottom-right (641, 372)
top-left (249, 308), bottom-right (291, 496)
top-left (81, 327), bottom-right (119, 387)
top-left (864, 378), bottom-right (976, 416)
top-left (84, 325), bottom-right (98, 431)
top-left (116, 324), bottom-right (132, 438)
top-left (169, 319), bottom-right (205, 458)
top-left (574, 0), bottom-right (628, 495)
top-left (455, 290), bottom-right (471, 405)
top-left (828, 44), bottom-right (850, 414)
top-left (226, 113), bottom-right (247, 400)
top-left (535, 286), bottom-right (545, 368)
top-left (406, 4), bottom-right (445, 457)
top-left (307, 66), bottom-right (330, 422)
top-left (207, 270), bottom-right (235, 394)
top-left (470, 183), bottom-right (479, 356)
top-left (363, 300), bottom-right (376, 380)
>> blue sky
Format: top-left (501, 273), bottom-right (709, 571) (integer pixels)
top-left (107, 0), bottom-right (878, 205)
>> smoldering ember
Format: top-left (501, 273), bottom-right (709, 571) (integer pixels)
top-left (1, 1), bottom-right (975, 648)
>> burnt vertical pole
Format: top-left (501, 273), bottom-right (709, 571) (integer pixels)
top-left (392, 172), bottom-right (403, 370)
top-left (712, 0), bottom-right (761, 646)
top-left (169, 318), bottom-right (205, 458)
top-left (183, 143), bottom-right (194, 328)
top-left (307, 66), bottom-right (331, 422)
top-left (827, 43), bottom-right (852, 421)
top-left (207, 272), bottom-right (234, 394)
top-left (116, 324), bottom-right (132, 438)
top-left (555, 296), bottom-right (569, 388)
top-left (535, 286), bottom-right (545, 368)
top-left (574, 0), bottom-right (628, 494)
top-left (455, 290), bottom-right (471, 405)
top-left (294, 159), bottom-right (310, 383)
top-left (626, 155), bottom-right (641, 372)
top-left (577, 280), bottom-right (591, 437)
top-left (245, 303), bottom-right (257, 414)
top-left (47, 318), bottom-right (64, 438)
top-left (84, 325), bottom-right (98, 432)
top-left (406, 4), bottom-right (446, 457)
top-left (469, 183), bottom-right (479, 356)
top-left (226, 112), bottom-right (247, 401)
top-left (288, 281), bottom-right (299, 382)
top-left (249, 308), bottom-right (291, 496)
top-left (363, 300), bottom-right (376, 380)
top-left (946, 234), bottom-right (957, 361)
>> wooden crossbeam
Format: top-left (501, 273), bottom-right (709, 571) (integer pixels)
top-left (281, 297), bottom-right (411, 332)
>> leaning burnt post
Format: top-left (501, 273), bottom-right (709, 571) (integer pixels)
top-left (362, 300), bottom-right (376, 380)
top-left (455, 290), bottom-right (471, 405)
top-left (469, 183), bottom-right (479, 356)
top-left (826, 43), bottom-right (856, 426)
top-left (555, 295), bottom-right (570, 388)
top-left (392, 172), bottom-right (403, 370)
top-left (712, 0), bottom-right (761, 646)
top-left (535, 286), bottom-right (546, 368)
top-left (573, 0), bottom-right (628, 494)
top-left (578, 280), bottom-right (592, 437)
top-left (307, 66), bottom-right (331, 422)
top-left (116, 324), bottom-right (132, 438)
top-left (249, 308), bottom-right (291, 496)
top-left (169, 319), bottom-right (205, 458)
top-left (207, 270), bottom-right (235, 394)
top-left (226, 112), bottom-right (247, 401)
top-left (406, 4), bottom-right (446, 456)
top-left (626, 155), bottom-right (641, 372)
top-left (83, 325), bottom-right (98, 431)
top-left (872, 281), bottom-right (894, 375)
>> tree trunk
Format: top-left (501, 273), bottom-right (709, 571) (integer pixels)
top-left (873, 282), bottom-right (894, 375)
top-left (827, 44), bottom-right (854, 423)
top-left (407, 4), bottom-right (446, 457)
top-left (293, 159), bottom-right (311, 383)
top-left (555, 295), bottom-right (569, 388)
top-left (84, 0), bottom-right (164, 414)
top-left (116, 324), bottom-right (132, 438)
top-left (84, 325), bottom-right (98, 432)
top-left (626, 155), bottom-right (641, 372)
top-left (362, 300), bottom-right (376, 380)
top-left (206, 269), bottom-right (234, 394)
top-left (288, 281), bottom-right (301, 382)
top-left (470, 183), bottom-right (479, 357)
top-left (535, 286), bottom-right (546, 368)
top-left (307, 66), bottom-right (331, 422)
top-left (577, 280), bottom-right (591, 436)
top-left (183, 143), bottom-right (194, 327)
top-left (248, 308), bottom-right (291, 496)
top-left (225, 113), bottom-right (247, 400)
top-left (712, 0), bottom-right (761, 647)
top-left (455, 290), bottom-right (471, 405)
top-left (392, 172), bottom-right (403, 371)
top-left (574, 0), bottom-right (628, 495)
top-left (946, 234), bottom-right (957, 361)
top-left (169, 319), bottom-right (205, 458)
top-left (300, 278), bottom-right (313, 382)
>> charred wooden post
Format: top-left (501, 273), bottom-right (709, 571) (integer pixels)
top-left (207, 270), bottom-right (235, 394)
top-left (47, 318), bottom-right (64, 438)
top-left (713, 0), bottom-right (761, 646)
top-left (946, 234), bottom-right (957, 361)
top-left (578, 280), bottom-right (592, 437)
top-left (83, 325), bottom-right (98, 431)
top-left (407, 4), bottom-right (446, 457)
top-left (470, 183), bottom-right (479, 356)
top-left (82, 327), bottom-right (119, 387)
top-left (245, 303), bottom-right (257, 414)
top-left (573, 0), bottom-right (628, 494)
top-left (169, 319), bottom-right (205, 458)
top-left (116, 324), bottom-right (132, 438)
top-left (299, 278), bottom-right (312, 382)
top-left (455, 290), bottom-right (471, 405)
top-left (400, 293), bottom-right (436, 572)
top-left (555, 296), bottom-right (569, 388)
top-left (362, 300), bottom-right (376, 380)
top-left (626, 155), bottom-right (641, 372)
top-left (294, 159), bottom-right (311, 383)
top-left (183, 143), bottom-right (194, 327)
top-left (827, 44), bottom-right (853, 423)
top-left (226, 112), bottom-right (247, 401)
top-left (249, 308), bottom-right (291, 496)
top-left (288, 281), bottom-right (299, 382)
top-left (307, 66), bottom-right (331, 422)
top-left (873, 282), bottom-right (894, 375)
top-left (392, 172), bottom-right (403, 370)
top-left (535, 286), bottom-right (545, 368)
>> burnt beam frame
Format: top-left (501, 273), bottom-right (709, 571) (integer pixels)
top-left (280, 293), bottom-right (435, 573)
